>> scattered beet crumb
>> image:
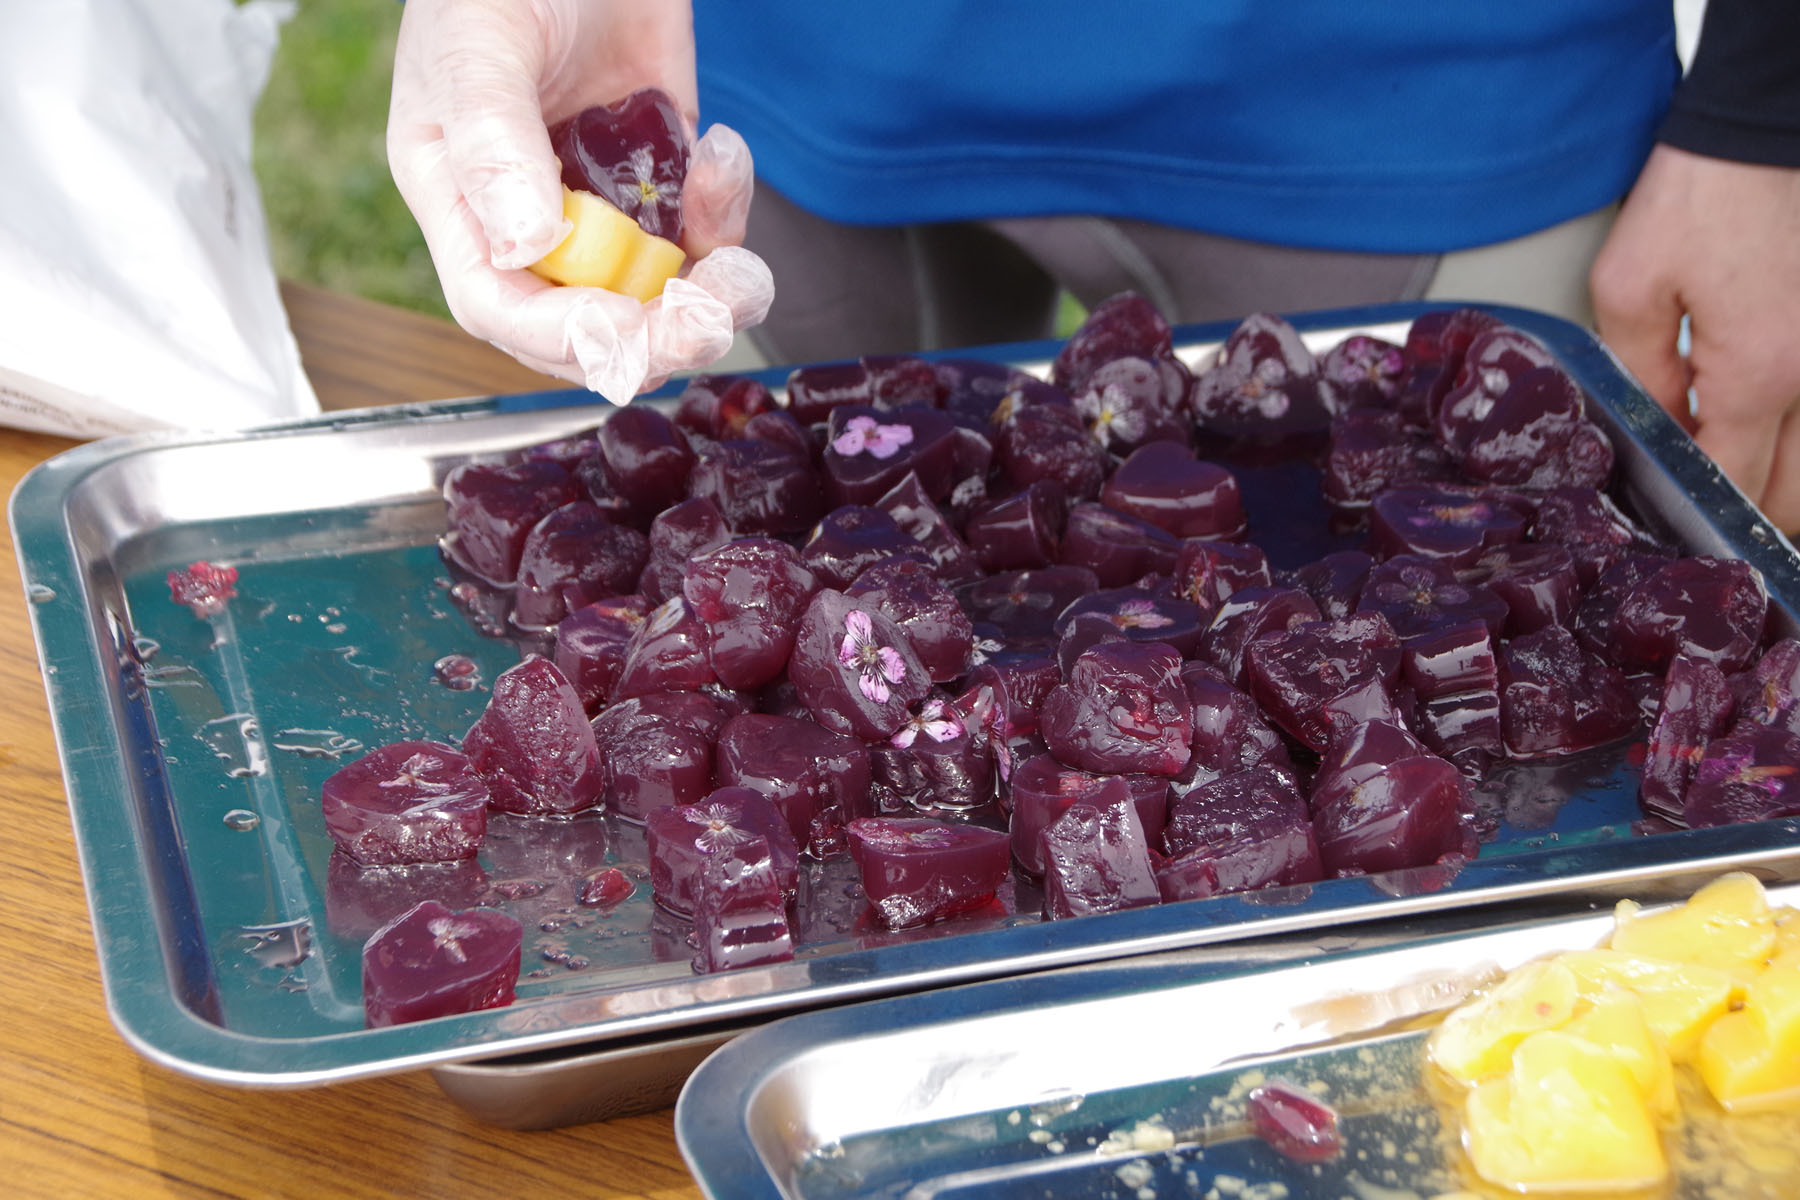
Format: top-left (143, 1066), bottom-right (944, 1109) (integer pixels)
top-left (167, 561), bottom-right (238, 620)
top-left (577, 867), bottom-right (635, 908)
top-left (1246, 1077), bottom-right (1343, 1163)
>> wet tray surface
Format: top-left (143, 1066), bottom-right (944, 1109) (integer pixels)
top-left (13, 303), bottom-right (1800, 1086)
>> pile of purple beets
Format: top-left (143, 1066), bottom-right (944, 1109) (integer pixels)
top-left (340, 296), bottom-right (1800, 1027)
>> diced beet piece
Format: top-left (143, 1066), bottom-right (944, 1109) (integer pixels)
top-left (1051, 292), bottom-right (1174, 392)
top-left (822, 405), bottom-right (959, 508)
top-left (1529, 487), bottom-right (1666, 588)
top-left (675, 374), bottom-right (777, 440)
top-left (1245, 612), bottom-right (1402, 753)
top-left (1196, 586), bottom-right (1322, 687)
top-left (1040, 780), bottom-right (1161, 920)
top-left (688, 439), bottom-right (823, 536)
top-left (1099, 442), bottom-right (1246, 540)
top-left (714, 713), bottom-right (874, 855)
top-left (1497, 625), bottom-right (1639, 758)
top-left (520, 428), bottom-right (599, 471)
top-left (847, 817), bottom-right (1012, 929)
top-left (801, 506), bottom-right (923, 590)
top-left (1321, 410), bottom-right (1458, 509)
top-left (441, 459), bottom-right (579, 585)
top-left (955, 659), bottom-right (1063, 785)
top-left (1608, 556), bottom-right (1768, 674)
top-left (167, 560), bottom-right (238, 620)
top-left (1401, 620), bottom-right (1497, 700)
top-left (1318, 334), bottom-right (1407, 414)
top-left (786, 360), bottom-right (872, 424)
top-left (870, 697), bottom-right (995, 813)
top-left (1059, 502), bottom-right (1182, 587)
top-left (690, 836), bottom-right (795, 973)
top-left (848, 557), bottom-right (975, 683)
top-left (1572, 555), bottom-right (1672, 661)
top-left (959, 566), bottom-right (1099, 645)
top-left (1042, 642), bottom-right (1192, 777)
top-left (1180, 662), bottom-right (1295, 790)
top-left (322, 740), bottom-right (490, 866)
top-left (553, 596), bottom-right (650, 714)
top-left (1432, 326), bottom-right (1557, 456)
top-left (1054, 587), bottom-right (1205, 659)
top-left (936, 358), bottom-right (1033, 428)
top-left (591, 405), bottom-right (696, 526)
top-left (862, 353), bottom-right (945, 409)
top-left (873, 472), bottom-right (983, 585)
top-left (1731, 639), bottom-right (1800, 734)
top-left (1309, 720), bottom-right (1473, 877)
top-left (1406, 307), bottom-right (1503, 375)
top-left (575, 866), bottom-right (635, 908)
top-left (1683, 726), bottom-right (1800, 828)
top-left (1413, 688), bottom-right (1505, 769)
top-left (463, 656), bottom-right (604, 815)
top-left (1642, 654), bottom-right (1736, 822)
top-left (995, 401), bottom-right (1110, 500)
top-left (1070, 355), bottom-right (1192, 454)
top-left (683, 537), bottom-right (819, 689)
top-left (1007, 754), bottom-right (1117, 876)
top-left (613, 596), bottom-right (717, 700)
top-left (548, 87), bottom-right (689, 240)
top-left (362, 900), bottom-right (522, 1028)
top-left (1460, 364), bottom-right (1614, 489)
top-left (1283, 550), bottom-right (1372, 621)
top-left (325, 856), bottom-right (489, 943)
top-left (1357, 554), bottom-right (1508, 642)
top-left (788, 589), bottom-right (931, 742)
top-left (509, 502), bottom-right (650, 630)
top-left (645, 787), bottom-right (799, 916)
top-left (1247, 1079), bottom-right (1343, 1163)
top-left (743, 408), bottom-right (816, 461)
top-left (1190, 312), bottom-right (1330, 437)
top-left (637, 497), bottom-right (731, 605)
top-left (1161, 767), bottom-right (1320, 893)
top-left (1468, 543), bottom-right (1580, 637)
top-left (965, 482), bottom-right (1067, 572)
top-left (590, 694), bottom-right (716, 821)
top-left (1176, 540), bottom-right (1275, 609)
top-left (1367, 485), bottom-right (1528, 568)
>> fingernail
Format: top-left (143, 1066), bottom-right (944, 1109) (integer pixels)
top-left (469, 171), bottom-right (567, 270)
top-left (568, 296), bottom-right (649, 405)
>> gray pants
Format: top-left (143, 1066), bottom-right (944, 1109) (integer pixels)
top-left (728, 183), bottom-right (1617, 369)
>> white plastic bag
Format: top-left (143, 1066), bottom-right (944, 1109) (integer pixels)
top-left (0, 0), bottom-right (318, 439)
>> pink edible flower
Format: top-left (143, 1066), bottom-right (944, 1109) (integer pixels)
top-left (891, 698), bottom-right (964, 748)
top-left (832, 415), bottom-right (915, 460)
top-left (838, 608), bottom-right (908, 703)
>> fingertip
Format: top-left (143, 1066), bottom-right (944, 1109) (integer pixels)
top-left (685, 246), bottom-right (775, 330)
top-left (567, 292), bottom-right (651, 405)
top-left (683, 124), bottom-right (755, 255)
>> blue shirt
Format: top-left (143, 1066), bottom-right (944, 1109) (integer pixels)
top-left (693, 1), bottom-right (1680, 253)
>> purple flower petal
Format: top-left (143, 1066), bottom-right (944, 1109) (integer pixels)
top-left (890, 725), bottom-right (919, 749)
top-left (877, 645), bottom-right (907, 684)
top-left (859, 673), bottom-right (890, 704)
top-left (845, 608), bottom-right (874, 642)
top-left (922, 717), bottom-right (962, 743)
top-left (839, 632), bottom-right (861, 668)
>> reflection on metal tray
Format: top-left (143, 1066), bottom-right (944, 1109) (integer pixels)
top-left (12, 303), bottom-right (1800, 1102)
top-left (676, 881), bottom-right (1800, 1200)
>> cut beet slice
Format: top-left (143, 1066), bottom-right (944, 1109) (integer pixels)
top-left (321, 740), bottom-right (490, 866)
top-left (1042, 642), bottom-right (1192, 778)
top-left (1040, 780), bottom-right (1161, 920)
top-left (362, 900), bottom-right (522, 1028)
top-left (645, 787), bottom-right (799, 917)
top-left (463, 656), bottom-right (605, 815)
top-left (846, 817), bottom-right (1012, 930)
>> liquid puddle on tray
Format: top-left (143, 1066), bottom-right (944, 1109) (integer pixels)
top-left (198, 714), bottom-right (270, 778)
top-left (239, 917), bottom-right (313, 970)
top-left (269, 728), bottom-right (364, 760)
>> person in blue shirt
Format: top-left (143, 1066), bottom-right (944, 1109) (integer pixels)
top-left (388, 0), bottom-right (1800, 531)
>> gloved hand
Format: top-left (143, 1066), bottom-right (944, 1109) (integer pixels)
top-left (388, 0), bottom-right (773, 404)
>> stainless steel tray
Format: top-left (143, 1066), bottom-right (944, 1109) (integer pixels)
top-left (676, 878), bottom-right (1800, 1199)
top-left (13, 302), bottom-right (1800, 1105)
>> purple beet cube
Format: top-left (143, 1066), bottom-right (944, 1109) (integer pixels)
top-left (1413, 688), bottom-right (1505, 769)
top-left (801, 505), bottom-right (926, 591)
top-left (592, 404), bottom-right (696, 525)
top-left (362, 899), bottom-right (522, 1028)
top-left (822, 405), bottom-right (959, 508)
top-left (1070, 355), bottom-right (1193, 455)
top-left (1040, 779), bottom-right (1161, 920)
top-left (690, 836), bottom-right (795, 974)
top-left (1431, 326), bottom-right (1556, 455)
top-left (714, 713), bottom-right (874, 855)
top-left (1641, 654), bottom-right (1736, 822)
top-left (965, 482), bottom-right (1067, 573)
top-left (688, 439), bottom-right (824, 536)
top-left (463, 656), bottom-right (605, 815)
top-left (1468, 543), bottom-right (1580, 637)
top-left (1367, 485), bottom-right (1529, 569)
top-left (788, 589), bottom-right (931, 742)
top-left (1309, 720), bottom-right (1473, 878)
top-left (1099, 442), bottom-right (1246, 540)
top-left (1321, 410), bottom-right (1458, 510)
top-left (441, 458), bottom-right (580, 585)
top-left (1243, 612), bottom-right (1401, 753)
top-left (1059, 502), bottom-right (1182, 589)
top-left (1160, 766), bottom-right (1321, 895)
top-left (321, 740), bottom-right (490, 866)
top-left (1190, 312), bottom-right (1330, 437)
top-left (1530, 487), bottom-right (1667, 588)
top-left (1196, 585), bottom-right (1322, 687)
top-left (1608, 556), bottom-right (1768, 675)
top-left (613, 596), bottom-right (718, 700)
top-left (1181, 662), bottom-right (1295, 790)
top-left (674, 374), bottom-right (777, 441)
top-left (1051, 291), bottom-right (1174, 392)
top-left (1459, 364), bottom-right (1613, 489)
top-left (1498, 625), bottom-right (1640, 758)
top-left (1356, 554), bottom-right (1508, 643)
top-left (509, 501), bottom-right (650, 630)
top-left (1731, 638), bottom-right (1800, 734)
top-left (1319, 333), bottom-right (1407, 414)
top-left (863, 354), bottom-right (946, 409)
top-left (1175, 539), bottom-right (1275, 610)
top-left (1683, 726), bottom-right (1800, 828)
top-left (1402, 620), bottom-right (1497, 701)
top-left (552, 596), bottom-right (650, 714)
top-left (996, 400), bottom-right (1110, 500)
top-left (645, 786), bottom-right (799, 916)
top-left (1042, 641), bottom-right (1192, 778)
top-left (1055, 586), bottom-right (1207, 659)
top-left (1005, 753), bottom-right (1171, 877)
top-left (848, 557), bottom-right (977, 683)
top-left (869, 697), bottom-right (995, 813)
top-left (589, 695), bottom-right (717, 821)
top-left (683, 537), bottom-right (819, 689)
top-left (874, 471), bottom-right (984, 585)
top-left (846, 817), bottom-right (1012, 929)
top-left (958, 565), bottom-right (1100, 645)
top-left (637, 497), bottom-right (731, 605)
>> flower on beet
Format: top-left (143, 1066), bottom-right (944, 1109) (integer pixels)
top-left (832, 415), bottom-right (916, 460)
top-left (1111, 598), bottom-right (1174, 630)
top-left (891, 698), bottom-right (964, 748)
top-left (692, 804), bottom-right (763, 854)
top-left (838, 608), bottom-right (908, 702)
top-left (616, 146), bottom-right (681, 237)
top-left (1074, 383), bottom-right (1149, 448)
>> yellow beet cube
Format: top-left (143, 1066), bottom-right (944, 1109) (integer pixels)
top-left (1696, 952), bottom-right (1800, 1112)
top-left (1463, 1030), bottom-right (1667, 1193)
top-left (1609, 872), bottom-right (1775, 978)
top-left (1774, 906), bottom-right (1800, 959)
top-left (1555, 949), bottom-right (1736, 1062)
top-left (1559, 988), bottom-right (1678, 1120)
top-left (1427, 959), bottom-right (1582, 1088)
top-left (529, 187), bottom-right (686, 301)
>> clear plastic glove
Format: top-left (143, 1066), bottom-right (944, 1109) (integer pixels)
top-left (388, 0), bottom-right (773, 404)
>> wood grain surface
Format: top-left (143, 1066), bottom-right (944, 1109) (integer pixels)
top-left (0, 288), bottom-right (705, 1199)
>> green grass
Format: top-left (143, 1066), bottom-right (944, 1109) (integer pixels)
top-left (253, 0), bottom-right (449, 319)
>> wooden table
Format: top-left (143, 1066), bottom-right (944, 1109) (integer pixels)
top-left (0, 283), bottom-right (705, 1199)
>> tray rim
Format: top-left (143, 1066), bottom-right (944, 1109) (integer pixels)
top-left (12, 300), bottom-right (1800, 1088)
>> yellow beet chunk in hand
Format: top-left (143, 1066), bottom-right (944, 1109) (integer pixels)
top-left (1696, 951), bottom-right (1800, 1112)
top-left (1555, 948), bottom-right (1736, 1062)
top-left (1463, 1030), bottom-right (1667, 1193)
top-left (529, 187), bottom-right (686, 302)
top-left (1609, 872), bottom-right (1775, 977)
top-left (1427, 959), bottom-right (1582, 1088)
top-left (1559, 988), bottom-right (1678, 1121)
